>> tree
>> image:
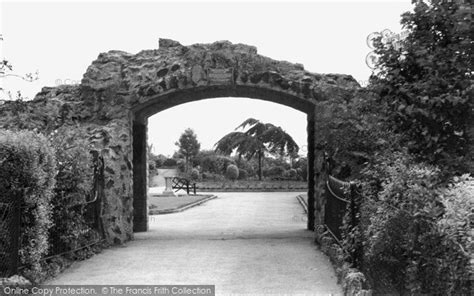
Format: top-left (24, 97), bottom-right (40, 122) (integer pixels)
top-left (369, 0), bottom-right (472, 173)
top-left (215, 118), bottom-right (299, 180)
top-left (175, 128), bottom-right (200, 173)
top-left (0, 34), bottom-right (39, 100)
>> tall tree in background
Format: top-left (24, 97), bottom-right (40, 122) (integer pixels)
top-left (369, 0), bottom-right (472, 173)
top-left (215, 118), bottom-right (299, 180)
top-left (175, 128), bottom-right (200, 173)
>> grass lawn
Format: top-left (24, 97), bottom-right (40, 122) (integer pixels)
top-left (148, 195), bottom-right (212, 211)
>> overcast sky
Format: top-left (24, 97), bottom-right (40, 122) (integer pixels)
top-left (0, 0), bottom-right (413, 156)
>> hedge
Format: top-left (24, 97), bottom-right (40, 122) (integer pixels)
top-left (344, 152), bottom-right (472, 294)
top-left (48, 128), bottom-right (98, 259)
top-left (0, 129), bottom-right (56, 276)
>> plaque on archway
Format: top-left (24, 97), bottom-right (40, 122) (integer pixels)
top-left (207, 68), bottom-right (234, 85)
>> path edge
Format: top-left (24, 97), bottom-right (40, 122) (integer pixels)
top-left (295, 194), bottom-right (308, 213)
top-left (149, 195), bottom-right (218, 215)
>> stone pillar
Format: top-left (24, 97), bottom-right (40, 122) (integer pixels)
top-left (133, 119), bottom-right (148, 232)
top-left (312, 103), bottom-right (331, 233)
top-left (307, 111), bottom-right (316, 230)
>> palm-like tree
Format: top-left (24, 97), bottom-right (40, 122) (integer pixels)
top-left (215, 118), bottom-right (299, 180)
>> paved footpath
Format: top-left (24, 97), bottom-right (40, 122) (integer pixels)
top-left (47, 192), bottom-right (343, 295)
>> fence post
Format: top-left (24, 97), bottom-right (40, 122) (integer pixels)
top-left (349, 182), bottom-right (362, 268)
top-left (349, 182), bottom-right (356, 229)
top-left (10, 197), bottom-right (21, 276)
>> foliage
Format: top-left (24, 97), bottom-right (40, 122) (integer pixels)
top-left (151, 154), bottom-right (167, 168)
top-left (237, 169), bottom-right (248, 180)
top-left (161, 158), bottom-right (177, 167)
top-left (263, 166), bottom-right (285, 178)
top-left (190, 168), bottom-right (200, 181)
top-left (201, 172), bottom-right (225, 181)
top-left (235, 157), bottom-right (256, 178)
top-left (194, 150), bottom-right (235, 175)
top-left (147, 145), bottom-right (163, 177)
top-left (0, 129), bottom-right (56, 277)
top-left (225, 164), bottom-right (239, 181)
top-left (175, 128), bottom-right (200, 173)
top-left (294, 157), bottom-right (308, 181)
top-left (369, 0), bottom-right (472, 173)
top-left (346, 151), bottom-right (472, 294)
top-left (48, 128), bottom-right (99, 259)
top-left (437, 174), bottom-right (473, 284)
top-left (0, 35), bottom-right (39, 100)
top-left (283, 168), bottom-right (298, 180)
top-left (215, 118), bottom-right (298, 180)
top-left (177, 159), bottom-right (186, 173)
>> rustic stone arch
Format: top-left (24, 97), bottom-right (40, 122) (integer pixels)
top-left (131, 87), bottom-right (316, 232)
top-left (0, 39), bottom-right (362, 243)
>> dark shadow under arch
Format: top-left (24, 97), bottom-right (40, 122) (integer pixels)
top-left (132, 85), bottom-right (316, 232)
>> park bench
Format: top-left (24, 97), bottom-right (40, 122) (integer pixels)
top-left (171, 177), bottom-right (197, 195)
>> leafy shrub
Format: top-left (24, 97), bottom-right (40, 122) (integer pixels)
top-left (190, 168), bottom-right (200, 181)
top-left (283, 169), bottom-right (298, 180)
top-left (48, 128), bottom-right (98, 259)
top-left (294, 158), bottom-right (308, 181)
top-left (225, 164), bottom-right (239, 181)
top-left (235, 158), bottom-right (255, 177)
top-left (196, 150), bottom-right (236, 175)
top-left (0, 129), bottom-right (56, 277)
top-left (436, 174), bottom-right (473, 293)
top-left (238, 169), bottom-right (248, 180)
top-left (263, 166), bottom-right (285, 178)
top-left (162, 158), bottom-right (177, 167)
top-left (201, 172), bottom-right (224, 181)
top-left (152, 155), bottom-right (167, 168)
top-left (349, 151), bottom-right (472, 294)
top-left (177, 159), bottom-right (186, 172)
top-left (264, 158), bottom-right (291, 171)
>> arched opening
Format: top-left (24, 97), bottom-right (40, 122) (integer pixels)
top-left (131, 86), bottom-right (316, 232)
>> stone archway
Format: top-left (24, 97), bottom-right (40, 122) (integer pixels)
top-left (131, 88), bottom-right (316, 232)
top-left (0, 39), bottom-right (362, 243)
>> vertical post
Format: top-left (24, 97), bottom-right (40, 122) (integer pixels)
top-left (10, 198), bottom-right (20, 276)
top-left (133, 119), bottom-right (148, 232)
top-left (306, 111), bottom-right (316, 230)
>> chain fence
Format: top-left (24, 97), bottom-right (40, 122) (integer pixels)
top-left (323, 175), bottom-right (358, 242)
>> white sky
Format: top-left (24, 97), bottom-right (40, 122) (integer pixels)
top-left (0, 0), bottom-right (413, 156)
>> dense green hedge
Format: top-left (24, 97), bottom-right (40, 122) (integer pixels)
top-left (343, 151), bottom-right (472, 294)
top-left (48, 128), bottom-right (99, 258)
top-left (0, 127), bottom-right (102, 282)
top-left (0, 129), bottom-right (56, 276)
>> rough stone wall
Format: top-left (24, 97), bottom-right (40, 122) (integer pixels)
top-left (0, 39), bottom-right (363, 243)
top-left (0, 86), bottom-right (133, 243)
top-left (80, 39), bottom-right (360, 115)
